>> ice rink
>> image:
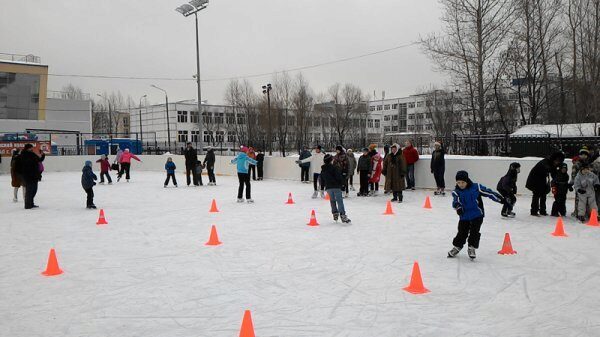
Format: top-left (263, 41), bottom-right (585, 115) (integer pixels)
top-left (1, 171), bottom-right (599, 337)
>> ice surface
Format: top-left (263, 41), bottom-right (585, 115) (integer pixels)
top-left (1, 172), bottom-right (600, 337)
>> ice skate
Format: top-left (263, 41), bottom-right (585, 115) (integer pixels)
top-left (126, 179), bottom-right (130, 183)
top-left (175, 185), bottom-right (178, 188)
top-left (13, 198), bottom-right (18, 203)
top-left (344, 192), bottom-right (349, 198)
top-left (164, 185), bottom-right (167, 188)
top-left (237, 198), bottom-right (244, 203)
top-left (117, 176), bottom-right (121, 182)
top-left (397, 195), bottom-right (403, 203)
top-left (99, 182), bottom-right (105, 185)
top-left (333, 213), bottom-right (339, 222)
top-left (247, 199), bottom-right (254, 203)
top-left (468, 246), bottom-right (476, 259)
top-left (434, 191), bottom-right (440, 196)
top-left (349, 186), bottom-right (355, 191)
top-left (108, 182), bottom-right (113, 185)
top-left (319, 191), bottom-right (325, 198)
top-left (578, 216), bottom-right (586, 223)
top-left (368, 190), bottom-right (374, 197)
top-left (341, 214), bottom-right (351, 224)
top-left (447, 246), bottom-right (461, 258)
top-left (312, 191), bottom-right (318, 199)
top-left (373, 190), bottom-right (378, 196)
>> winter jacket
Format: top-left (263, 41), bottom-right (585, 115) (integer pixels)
top-left (497, 167), bottom-right (518, 195)
top-left (551, 171), bottom-right (571, 196)
top-left (194, 162), bottom-right (204, 175)
top-left (203, 149), bottom-right (215, 169)
top-left (320, 163), bottom-right (344, 189)
top-left (231, 152), bottom-right (257, 174)
top-left (81, 165), bottom-right (97, 189)
top-left (256, 153), bottom-right (265, 167)
top-left (247, 149), bottom-right (257, 161)
top-left (369, 152), bottom-right (383, 183)
top-left (96, 158), bottom-right (111, 173)
top-left (165, 161), bottom-right (176, 174)
top-left (452, 180), bottom-right (503, 221)
top-left (571, 156), bottom-right (590, 182)
top-left (346, 153), bottom-right (357, 175)
top-left (573, 171), bottom-right (600, 195)
top-left (298, 151), bottom-right (325, 174)
top-left (333, 152), bottom-right (349, 174)
top-left (430, 146), bottom-right (445, 172)
top-left (184, 148), bottom-right (198, 167)
top-left (10, 155), bottom-right (23, 187)
top-left (120, 152), bottom-right (140, 164)
top-left (357, 154), bottom-right (371, 171)
top-left (382, 151), bottom-right (407, 191)
top-left (403, 145), bottom-right (419, 165)
top-left (526, 153), bottom-right (563, 193)
top-left (299, 150), bottom-right (311, 168)
top-left (115, 150), bottom-right (123, 164)
top-left (14, 150), bottom-right (44, 182)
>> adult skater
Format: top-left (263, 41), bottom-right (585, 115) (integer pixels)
top-left (296, 145), bottom-right (326, 198)
top-left (357, 148), bottom-right (371, 196)
top-left (320, 154), bottom-right (351, 223)
top-left (333, 145), bottom-right (349, 197)
top-left (431, 141), bottom-right (446, 195)
top-left (526, 152), bottom-right (564, 216)
top-left (403, 140), bottom-right (419, 190)
top-left (368, 144), bottom-right (383, 196)
top-left (299, 146), bottom-right (311, 183)
top-left (117, 148), bottom-right (141, 182)
top-left (14, 144), bottom-right (45, 209)
top-left (256, 149), bottom-right (265, 180)
top-left (231, 146), bottom-right (257, 203)
top-left (203, 146), bottom-right (217, 185)
top-left (382, 144), bottom-right (407, 203)
top-left (448, 170), bottom-right (505, 259)
top-left (10, 149), bottom-right (25, 203)
top-left (184, 142), bottom-right (199, 186)
top-left (346, 149), bottom-right (357, 191)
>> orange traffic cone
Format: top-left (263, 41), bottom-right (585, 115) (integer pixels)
top-left (551, 216), bottom-right (568, 237)
top-left (498, 233), bottom-right (517, 255)
top-left (587, 209), bottom-right (599, 227)
top-left (324, 192), bottom-right (330, 200)
top-left (423, 196), bottom-right (432, 209)
top-left (403, 261), bottom-right (430, 294)
top-left (307, 209), bottom-right (320, 227)
top-left (209, 199), bottom-right (219, 213)
top-left (41, 248), bottom-right (63, 276)
top-left (285, 193), bottom-right (295, 204)
top-left (205, 225), bottom-right (222, 246)
top-left (383, 200), bottom-right (394, 215)
top-left (239, 310), bottom-right (256, 337)
top-left (96, 209), bottom-right (108, 225)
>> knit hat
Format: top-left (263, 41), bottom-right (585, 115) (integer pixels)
top-left (85, 160), bottom-right (92, 167)
top-left (347, 148), bottom-right (353, 153)
top-left (434, 141), bottom-right (441, 147)
top-left (560, 163), bottom-right (568, 170)
top-left (391, 143), bottom-right (400, 149)
top-left (23, 143), bottom-right (33, 150)
top-left (316, 145), bottom-right (322, 151)
top-left (455, 170), bottom-right (469, 182)
top-left (324, 154), bottom-right (333, 164)
top-left (240, 146), bottom-right (249, 153)
top-left (368, 144), bottom-right (377, 151)
top-left (335, 145), bottom-right (344, 152)
top-left (510, 162), bottom-right (521, 169)
top-left (124, 148), bottom-right (130, 153)
top-left (362, 147), bottom-right (369, 152)
top-left (579, 147), bottom-right (590, 156)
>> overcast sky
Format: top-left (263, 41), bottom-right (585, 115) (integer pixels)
top-left (1, 0), bottom-right (447, 107)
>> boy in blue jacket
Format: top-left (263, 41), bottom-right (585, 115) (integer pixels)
top-left (231, 146), bottom-right (258, 203)
top-left (448, 170), bottom-right (505, 259)
top-left (81, 160), bottom-right (98, 209)
top-left (164, 157), bottom-right (178, 187)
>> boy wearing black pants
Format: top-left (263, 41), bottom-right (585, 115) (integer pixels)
top-left (551, 163), bottom-right (571, 216)
top-left (81, 160), bottom-right (97, 209)
top-left (357, 148), bottom-right (371, 196)
top-left (497, 162), bottom-right (520, 218)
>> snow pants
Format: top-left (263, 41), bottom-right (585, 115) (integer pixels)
top-left (551, 193), bottom-right (567, 217)
top-left (578, 192), bottom-right (596, 217)
top-left (452, 217), bottom-right (484, 249)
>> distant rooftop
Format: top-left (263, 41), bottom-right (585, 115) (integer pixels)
top-left (0, 53), bottom-right (42, 64)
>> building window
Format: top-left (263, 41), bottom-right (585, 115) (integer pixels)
top-left (227, 132), bottom-right (236, 143)
top-left (408, 114), bottom-right (415, 119)
top-left (191, 130), bottom-right (200, 143)
top-left (215, 131), bottom-right (224, 143)
top-left (399, 103), bottom-right (407, 118)
top-left (203, 112), bottom-right (212, 124)
top-left (226, 113), bottom-right (235, 124)
top-left (214, 113), bottom-right (224, 124)
top-left (377, 105), bottom-right (383, 111)
top-left (369, 106), bottom-right (376, 112)
top-left (408, 102), bottom-right (415, 109)
top-left (392, 126), bottom-right (398, 131)
top-left (313, 118), bottom-right (320, 127)
top-left (383, 104), bottom-right (390, 110)
top-left (177, 111), bottom-right (188, 123)
top-left (374, 120), bottom-right (380, 128)
top-left (237, 116), bottom-right (245, 125)
top-left (392, 104), bottom-right (398, 110)
top-left (392, 115), bottom-right (398, 121)
top-left (190, 111), bottom-right (199, 124)
top-left (384, 115), bottom-right (391, 121)
top-left (203, 131), bottom-right (212, 143)
top-left (178, 130), bottom-right (188, 143)
top-left (123, 117), bottom-right (129, 127)
top-left (416, 101), bottom-right (425, 108)
top-left (426, 113), bottom-right (432, 119)
top-left (368, 119), bottom-right (374, 128)
top-left (399, 120), bottom-right (407, 132)
top-left (384, 126), bottom-right (391, 132)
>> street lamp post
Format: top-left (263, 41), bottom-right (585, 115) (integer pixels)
top-left (139, 94), bottom-right (147, 152)
top-left (176, 0), bottom-right (208, 154)
top-left (150, 85), bottom-right (171, 152)
top-left (262, 83), bottom-right (272, 155)
top-left (96, 93), bottom-right (112, 136)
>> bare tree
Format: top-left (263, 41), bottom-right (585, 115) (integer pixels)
top-left (292, 73), bottom-right (314, 151)
top-left (327, 83), bottom-right (366, 147)
top-left (60, 84), bottom-right (85, 100)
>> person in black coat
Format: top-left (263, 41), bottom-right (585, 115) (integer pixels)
top-left (526, 152), bottom-right (565, 216)
top-left (320, 154), bottom-right (351, 223)
top-left (497, 162), bottom-right (521, 217)
top-left (431, 141), bottom-right (446, 195)
top-left (357, 148), bottom-right (371, 196)
top-left (184, 142), bottom-right (199, 186)
top-left (256, 150), bottom-right (265, 180)
top-left (203, 147), bottom-right (217, 185)
top-left (81, 160), bottom-right (97, 209)
top-left (14, 143), bottom-right (45, 209)
top-left (551, 163), bottom-right (572, 217)
top-left (298, 147), bottom-right (311, 183)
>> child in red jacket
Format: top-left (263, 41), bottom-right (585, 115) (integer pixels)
top-left (403, 140), bottom-right (419, 190)
top-left (96, 154), bottom-right (112, 184)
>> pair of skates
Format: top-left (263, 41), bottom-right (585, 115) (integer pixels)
top-left (333, 213), bottom-right (351, 224)
top-left (448, 246), bottom-right (476, 259)
top-left (237, 198), bottom-right (254, 203)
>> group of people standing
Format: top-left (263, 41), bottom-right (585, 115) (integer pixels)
top-left (183, 142), bottom-right (217, 187)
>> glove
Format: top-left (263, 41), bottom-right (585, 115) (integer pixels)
top-left (578, 189), bottom-right (586, 195)
top-left (295, 160), bottom-right (301, 164)
top-left (456, 208), bottom-right (464, 216)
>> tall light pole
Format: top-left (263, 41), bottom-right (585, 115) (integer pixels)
top-left (97, 93), bottom-right (112, 136)
top-left (262, 83), bottom-right (272, 155)
top-left (150, 85), bottom-right (171, 152)
top-left (139, 94), bottom-right (147, 151)
top-left (176, 0), bottom-right (208, 154)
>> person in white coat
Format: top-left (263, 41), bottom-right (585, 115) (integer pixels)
top-left (296, 145), bottom-right (326, 198)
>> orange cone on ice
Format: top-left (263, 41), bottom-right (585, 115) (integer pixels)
top-left (238, 310), bottom-right (256, 337)
top-left (403, 261), bottom-right (430, 294)
top-left (587, 209), bottom-right (599, 227)
top-left (205, 225), bottom-right (222, 246)
top-left (307, 209), bottom-right (320, 227)
top-left (498, 233), bottom-right (517, 255)
top-left (285, 193), bottom-right (295, 204)
top-left (383, 200), bottom-right (394, 215)
top-left (423, 196), bottom-right (432, 209)
top-left (324, 192), bottom-right (330, 200)
top-left (209, 199), bottom-right (219, 213)
top-left (41, 248), bottom-right (63, 276)
top-left (96, 209), bottom-right (108, 225)
top-left (551, 216), bottom-right (568, 237)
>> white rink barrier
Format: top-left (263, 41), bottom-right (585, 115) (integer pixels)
top-left (0, 154), bottom-right (571, 196)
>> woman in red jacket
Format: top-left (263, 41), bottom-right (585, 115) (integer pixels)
top-left (402, 140), bottom-right (419, 190)
top-left (368, 144), bottom-right (383, 196)
top-left (117, 148), bottom-right (141, 182)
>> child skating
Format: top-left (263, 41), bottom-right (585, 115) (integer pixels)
top-left (496, 162), bottom-right (520, 218)
top-left (81, 160), bottom-right (97, 209)
top-left (448, 170), bottom-right (505, 259)
top-left (320, 154), bottom-right (351, 223)
top-left (573, 164), bottom-right (600, 222)
top-left (164, 157), bottom-right (178, 187)
top-left (96, 154), bottom-right (112, 184)
top-left (551, 163), bottom-right (571, 217)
